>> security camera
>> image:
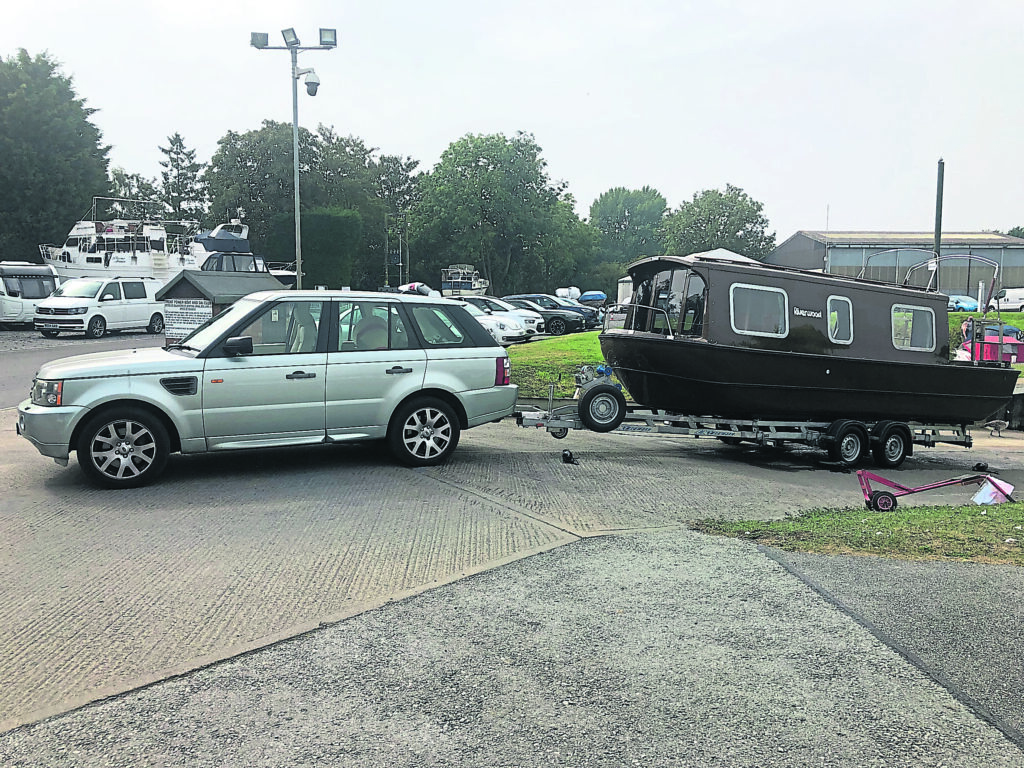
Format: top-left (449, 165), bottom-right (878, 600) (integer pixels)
top-left (304, 71), bottom-right (320, 96)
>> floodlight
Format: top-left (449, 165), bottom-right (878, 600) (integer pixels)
top-left (319, 28), bottom-right (337, 48)
top-left (281, 28), bottom-right (300, 47)
top-left (250, 32), bottom-right (269, 49)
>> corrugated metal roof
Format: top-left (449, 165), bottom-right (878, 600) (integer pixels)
top-left (798, 231), bottom-right (1024, 246)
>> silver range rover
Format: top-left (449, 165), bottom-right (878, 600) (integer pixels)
top-left (17, 290), bottom-right (518, 488)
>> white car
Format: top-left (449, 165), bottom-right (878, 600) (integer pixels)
top-left (459, 301), bottom-right (528, 345)
top-left (459, 295), bottom-right (545, 338)
top-left (34, 276), bottom-right (164, 338)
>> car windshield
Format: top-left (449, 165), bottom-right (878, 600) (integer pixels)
top-left (176, 296), bottom-right (263, 352)
top-left (53, 280), bottom-right (103, 299)
top-left (461, 303), bottom-right (484, 316)
top-left (514, 299), bottom-right (545, 312)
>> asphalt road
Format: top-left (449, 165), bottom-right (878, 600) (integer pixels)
top-left (2, 330), bottom-right (1024, 765)
top-left (0, 329), bottom-right (163, 409)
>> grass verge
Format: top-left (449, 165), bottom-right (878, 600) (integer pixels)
top-left (691, 502), bottom-right (1024, 565)
top-left (507, 332), bottom-right (609, 398)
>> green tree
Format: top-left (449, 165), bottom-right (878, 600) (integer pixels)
top-left (1008, 226), bottom-right (1024, 239)
top-left (204, 120), bottom-right (325, 252)
top-left (159, 132), bottom-right (207, 221)
top-left (589, 186), bottom-right (666, 263)
top-left (661, 184), bottom-right (775, 260)
top-left (0, 50), bottom-right (109, 256)
top-left (411, 132), bottom-right (585, 295)
top-left (106, 168), bottom-right (160, 218)
top-left (267, 208), bottom-right (362, 289)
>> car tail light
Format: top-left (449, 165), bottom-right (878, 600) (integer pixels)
top-left (495, 356), bottom-right (510, 386)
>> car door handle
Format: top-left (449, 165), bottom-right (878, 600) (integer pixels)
top-left (386, 366), bottom-right (413, 375)
top-left (285, 371), bottom-right (316, 380)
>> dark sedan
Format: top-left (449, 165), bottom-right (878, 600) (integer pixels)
top-left (502, 298), bottom-right (586, 336)
top-left (503, 293), bottom-right (601, 329)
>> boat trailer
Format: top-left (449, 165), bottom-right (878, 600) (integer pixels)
top-left (515, 366), bottom-right (974, 468)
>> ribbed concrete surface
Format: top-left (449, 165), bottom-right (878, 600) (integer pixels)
top-left (0, 419), bottom-right (573, 732)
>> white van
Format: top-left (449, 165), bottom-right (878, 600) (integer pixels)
top-left (988, 287), bottom-right (1024, 312)
top-left (34, 276), bottom-right (164, 338)
top-left (0, 262), bottom-right (59, 325)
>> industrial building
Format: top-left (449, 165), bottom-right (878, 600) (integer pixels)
top-left (766, 231), bottom-right (1024, 297)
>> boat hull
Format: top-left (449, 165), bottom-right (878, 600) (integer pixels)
top-left (599, 333), bottom-right (1018, 424)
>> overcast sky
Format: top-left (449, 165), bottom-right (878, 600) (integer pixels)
top-left (4, 0), bottom-right (1023, 241)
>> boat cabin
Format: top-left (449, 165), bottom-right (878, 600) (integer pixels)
top-left (615, 254), bottom-right (953, 365)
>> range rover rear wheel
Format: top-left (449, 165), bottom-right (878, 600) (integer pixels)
top-left (388, 397), bottom-right (461, 467)
top-left (76, 406), bottom-right (170, 488)
top-left (86, 315), bottom-right (106, 338)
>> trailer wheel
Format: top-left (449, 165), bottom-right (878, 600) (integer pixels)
top-left (827, 420), bottom-right (868, 466)
top-left (871, 422), bottom-right (911, 468)
top-left (550, 428), bottom-right (569, 439)
top-left (577, 384), bottom-right (627, 433)
top-left (869, 490), bottom-right (898, 512)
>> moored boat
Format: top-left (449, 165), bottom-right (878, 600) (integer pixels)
top-left (599, 253), bottom-right (1018, 424)
top-left (440, 264), bottom-right (489, 296)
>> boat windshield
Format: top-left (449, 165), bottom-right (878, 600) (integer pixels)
top-left (53, 280), bottom-right (103, 299)
top-left (622, 267), bottom-right (706, 337)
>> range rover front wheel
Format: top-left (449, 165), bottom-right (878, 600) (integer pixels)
top-left (388, 397), bottom-right (461, 467)
top-left (76, 407), bottom-right (170, 488)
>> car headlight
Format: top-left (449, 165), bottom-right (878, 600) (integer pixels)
top-left (31, 379), bottom-right (63, 406)
top-left (497, 322), bottom-right (507, 330)
top-left (72, 307), bottom-right (89, 315)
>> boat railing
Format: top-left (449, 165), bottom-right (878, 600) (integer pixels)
top-left (602, 302), bottom-right (678, 338)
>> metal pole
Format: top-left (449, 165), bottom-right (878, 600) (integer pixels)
top-left (291, 47), bottom-right (303, 290)
top-left (933, 158), bottom-right (944, 268)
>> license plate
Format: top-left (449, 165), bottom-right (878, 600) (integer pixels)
top-left (41, 323), bottom-right (59, 329)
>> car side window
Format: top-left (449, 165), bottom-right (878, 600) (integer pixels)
top-left (233, 300), bottom-right (324, 355)
top-left (336, 301), bottom-right (411, 351)
top-left (122, 281), bottom-right (146, 300)
top-left (100, 283), bottom-right (122, 301)
top-left (409, 306), bottom-right (468, 346)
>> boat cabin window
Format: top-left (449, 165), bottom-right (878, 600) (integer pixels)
top-left (827, 295), bottom-right (853, 345)
top-left (730, 284), bottom-right (788, 338)
top-left (891, 304), bottom-right (935, 352)
top-left (624, 268), bottom-right (706, 336)
top-left (1, 275), bottom-right (56, 299)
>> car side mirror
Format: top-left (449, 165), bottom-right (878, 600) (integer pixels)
top-left (223, 336), bottom-right (254, 356)
top-left (997, 289), bottom-right (1006, 300)
top-left (100, 294), bottom-right (115, 302)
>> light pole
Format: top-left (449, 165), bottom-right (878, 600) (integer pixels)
top-left (250, 27), bottom-right (337, 290)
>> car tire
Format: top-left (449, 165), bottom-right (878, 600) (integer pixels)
top-left (86, 315), bottom-right (106, 338)
top-left (76, 406), bottom-right (171, 488)
top-left (147, 313), bottom-right (164, 334)
top-left (547, 318), bottom-right (567, 336)
top-left (40, 329), bottom-right (60, 338)
top-left (388, 397), bottom-right (461, 467)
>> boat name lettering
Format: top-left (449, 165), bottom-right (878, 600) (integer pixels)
top-left (793, 307), bottom-right (823, 318)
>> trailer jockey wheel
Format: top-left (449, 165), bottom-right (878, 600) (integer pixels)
top-left (550, 428), bottom-right (569, 439)
top-left (869, 490), bottom-right (898, 512)
top-left (577, 384), bottom-right (627, 433)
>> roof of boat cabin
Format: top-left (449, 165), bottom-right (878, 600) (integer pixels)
top-left (793, 231), bottom-right (1024, 246)
top-left (626, 253), bottom-right (950, 298)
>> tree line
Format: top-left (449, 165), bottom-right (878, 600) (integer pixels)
top-left (3, 49), bottom-right (783, 296)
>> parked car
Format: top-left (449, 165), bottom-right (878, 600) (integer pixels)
top-left (501, 298), bottom-right (585, 336)
top-left (459, 301), bottom-right (528, 346)
top-left (17, 290), bottom-right (518, 487)
top-left (34, 276), bottom-right (164, 338)
top-left (503, 293), bottom-right (601, 328)
top-left (459, 295), bottom-right (545, 338)
top-left (946, 294), bottom-right (979, 311)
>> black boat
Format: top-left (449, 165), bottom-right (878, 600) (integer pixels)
top-left (599, 253), bottom-right (1018, 425)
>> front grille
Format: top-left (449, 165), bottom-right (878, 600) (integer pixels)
top-left (36, 307), bottom-right (81, 316)
top-left (160, 376), bottom-right (198, 396)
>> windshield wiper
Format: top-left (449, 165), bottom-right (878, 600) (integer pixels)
top-left (164, 343), bottom-right (200, 352)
